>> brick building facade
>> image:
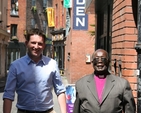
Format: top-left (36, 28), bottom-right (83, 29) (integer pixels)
top-left (86, 0), bottom-right (138, 107)
top-left (5, 0), bottom-right (139, 109)
top-left (6, 0), bottom-right (138, 98)
top-left (112, 0), bottom-right (137, 99)
top-left (7, 0), bottom-right (27, 68)
top-left (6, 0), bottom-right (51, 69)
top-left (7, 0), bottom-right (26, 42)
top-left (51, 0), bottom-right (95, 83)
top-left (52, 0), bottom-right (138, 109)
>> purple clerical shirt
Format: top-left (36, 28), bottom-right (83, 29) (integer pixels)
top-left (94, 75), bottom-right (106, 103)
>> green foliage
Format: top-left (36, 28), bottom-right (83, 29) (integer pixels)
top-left (15, 6), bottom-right (19, 11)
top-left (89, 31), bottom-right (95, 36)
top-left (31, 6), bottom-right (37, 13)
top-left (90, 24), bottom-right (95, 27)
top-left (89, 24), bottom-right (95, 36)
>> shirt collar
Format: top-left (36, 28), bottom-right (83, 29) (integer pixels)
top-left (26, 54), bottom-right (45, 65)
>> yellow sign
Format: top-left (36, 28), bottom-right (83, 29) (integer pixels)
top-left (46, 7), bottom-right (55, 27)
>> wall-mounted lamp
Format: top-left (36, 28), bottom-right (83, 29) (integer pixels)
top-left (6, 25), bottom-right (10, 28)
top-left (23, 30), bottom-right (27, 38)
top-left (85, 54), bottom-right (91, 64)
top-left (67, 52), bottom-right (70, 61)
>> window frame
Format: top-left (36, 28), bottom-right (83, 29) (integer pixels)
top-left (11, 24), bottom-right (17, 38)
top-left (32, 0), bottom-right (36, 6)
top-left (43, 0), bottom-right (47, 8)
top-left (10, 0), bottom-right (19, 16)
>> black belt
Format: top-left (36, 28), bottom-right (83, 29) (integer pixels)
top-left (18, 108), bottom-right (53, 113)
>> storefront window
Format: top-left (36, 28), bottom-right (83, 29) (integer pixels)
top-left (7, 48), bottom-right (20, 69)
top-left (53, 42), bottom-right (64, 69)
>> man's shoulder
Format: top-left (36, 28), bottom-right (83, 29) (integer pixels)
top-left (109, 74), bottom-right (129, 83)
top-left (42, 56), bottom-right (56, 64)
top-left (110, 74), bottom-right (125, 79)
top-left (12, 55), bottom-right (27, 64)
top-left (76, 74), bottom-right (92, 84)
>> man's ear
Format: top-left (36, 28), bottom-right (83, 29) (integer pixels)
top-left (43, 43), bottom-right (46, 49)
top-left (91, 53), bottom-right (94, 62)
top-left (25, 41), bottom-right (28, 46)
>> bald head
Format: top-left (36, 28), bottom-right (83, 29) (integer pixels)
top-left (92, 49), bottom-right (108, 61)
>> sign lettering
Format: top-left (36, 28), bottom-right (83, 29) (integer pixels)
top-left (73, 0), bottom-right (88, 30)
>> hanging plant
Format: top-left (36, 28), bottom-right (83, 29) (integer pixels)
top-left (88, 24), bottom-right (95, 36)
top-left (15, 6), bottom-right (19, 11)
top-left (45, 8), bottom-right (47, 13)
top-left (31, 6), bottom-right (37, 13)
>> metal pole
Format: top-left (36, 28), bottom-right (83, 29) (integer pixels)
top-left (135, 0), bottom-right (141, 112)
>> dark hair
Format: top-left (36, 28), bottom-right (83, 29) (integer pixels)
top-left (26, 28), bottom-right (46, 43)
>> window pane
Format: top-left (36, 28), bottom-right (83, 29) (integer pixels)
top-left (11, 0), bottom-right (18, 16)
top-left (11, 24), bottom-right (17, 37)
top-left (32, 0), bottom-right (36, 6)
top-left (43, 0), bottom-right (47, 8)
top-left (9, 49), bottom-right (20, 67)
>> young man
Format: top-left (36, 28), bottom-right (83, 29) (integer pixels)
top-left (73, 49), bottom-right (136, 113)
top-left (3, 28), bottom-right (67, 113)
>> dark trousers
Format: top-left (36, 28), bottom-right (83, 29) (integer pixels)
top-left (17, 108), bottom-right (56, 113)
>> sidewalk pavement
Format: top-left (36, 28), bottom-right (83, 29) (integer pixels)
top-left (61, 76), bottom-right (69, 86)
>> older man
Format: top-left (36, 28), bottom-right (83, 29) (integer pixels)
top-left (73, 49), bottom-right (136, 113)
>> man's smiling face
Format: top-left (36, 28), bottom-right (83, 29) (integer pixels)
top-left (93, 49), bottom-right (109, 75)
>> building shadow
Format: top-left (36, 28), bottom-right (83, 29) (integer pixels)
top-left (0, 86), bottom-right (4, 93)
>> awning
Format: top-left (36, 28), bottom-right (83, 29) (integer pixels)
top-left (50, 28), bottom-right (65, 35)
top-left (85, 0), bottom-right (92, 10)
top-left (85, 0), bottom-right (95, 14)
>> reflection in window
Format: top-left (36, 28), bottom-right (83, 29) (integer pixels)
top-left (43, 0), bottom-right (47, 8)
top-left (11, 0), bottom-right (18, 16)
top-left (53, 45), bottom-right (64, 69)
top-left (7, 49), bottom-right (20, 69)
top-left (32, 0), bottom-right (36, 6)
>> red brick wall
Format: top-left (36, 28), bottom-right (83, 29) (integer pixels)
top-left (52, 0), bottom-right (96, 83)
top-left (53, 0), bottom-right (66, 29)
top-left (112, 0), bottom-right (137, 103)
top-left (65, 13), bottom-right (95, 83)
top-left (7, 0), bottom-right (26, 42)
